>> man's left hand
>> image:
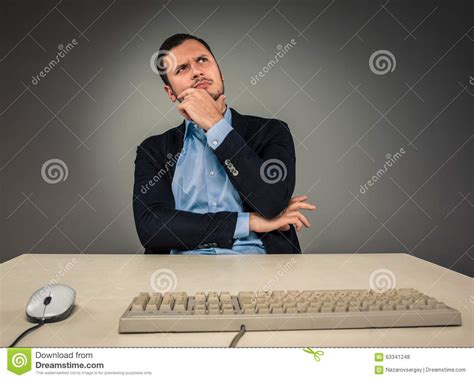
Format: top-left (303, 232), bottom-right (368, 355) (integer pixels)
top-left (176, 88), bottom-right (226, 131)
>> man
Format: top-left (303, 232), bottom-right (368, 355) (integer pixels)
top-left (133, 33), bottom-right (316, 254)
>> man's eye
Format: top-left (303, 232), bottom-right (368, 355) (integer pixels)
top-left (198, 57), bottom-right (207, 62)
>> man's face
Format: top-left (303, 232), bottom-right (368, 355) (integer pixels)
top-left (162, 39), bottom-right (224, 102)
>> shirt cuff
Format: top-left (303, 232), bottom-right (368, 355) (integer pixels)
top-left (206, 118), bottom-right (233, 150)
top-left (233, 212), bottom-right (250, 239)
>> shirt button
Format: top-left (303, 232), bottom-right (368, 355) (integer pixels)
top-left (212, 140), bottom-right (218, 146)
top-left (209, 170), bottom-right (215, 176)
top-left (212, 202), bottom-right (217, 208)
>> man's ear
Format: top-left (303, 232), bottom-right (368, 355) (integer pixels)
top-left (164, 85), bottom-right (177, 102)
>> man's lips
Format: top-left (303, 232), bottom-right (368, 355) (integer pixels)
top-left (194, 80), bottom-right (211, 89)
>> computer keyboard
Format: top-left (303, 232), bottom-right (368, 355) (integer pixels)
top-left (119, 288), bottom-right (462, 333)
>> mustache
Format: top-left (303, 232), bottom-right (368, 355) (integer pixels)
top-left (193, 78), bottom-right (212, 88)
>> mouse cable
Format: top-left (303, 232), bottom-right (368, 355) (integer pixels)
top-left (229, 324), bottom-right (246, 348)
top-left (9, 320), bottom-right (45, 347)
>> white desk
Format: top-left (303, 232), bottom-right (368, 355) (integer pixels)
top-left (0, 253), bottom-right (472, 347)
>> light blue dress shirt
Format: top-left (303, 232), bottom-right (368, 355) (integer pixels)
top-left (170, 106), bottom-right (266, 255)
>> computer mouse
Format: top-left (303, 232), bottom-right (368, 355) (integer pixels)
top-left (26, 284), bottom-right (76, 323)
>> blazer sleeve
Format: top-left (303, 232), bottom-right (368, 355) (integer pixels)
top-left (132, 139), bottom-right (238, 252)
top-left (211, 120), bottom-right (296, 219)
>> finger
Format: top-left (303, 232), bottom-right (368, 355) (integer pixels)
top-left (216, 94), bottom-right (225, 105)
top-left (288, 195), bottom-right (308, 204)
top-left (287, 201), bottom-right (317, 212)
top-left (177, 104), bottom-right (191, 120)
top-left (295, 211), bottom-right (311, 228)
top-left (285, 214), bottom-right (300, 226)
top-left (287, 211), bottom-right (309, 228)
top-left (216, 95), bottom-right (226, 113)
top-left (279, 224), bottom-right (290, 231)
top-left (283, 211), bottom-right (298, 219)
top-left (180, 110), bottom-right (191, 120)
top-left (287, 217), bottom-right (297, 230)
top-left (176, 87), bottom-right (199, 101)
top-left (293, 218), bottom-right (303, 232)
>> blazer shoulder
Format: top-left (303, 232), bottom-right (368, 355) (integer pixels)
top-left (139, 125), bottom-right (183, 149)
top-left (241, 113), bottom-right (291, 139)
top-left (137, 125), bottom-right (184, 155)
top-left (135, 125), bottom-right (184, 165)
top-left (242, 112), bottom-right (289, 129)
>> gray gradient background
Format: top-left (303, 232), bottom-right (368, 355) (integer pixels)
top-left (1, 0), bottom-right (472, 276)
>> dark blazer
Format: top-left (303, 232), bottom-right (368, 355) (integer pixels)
top-left (133, 107), bottom-right (301, 254)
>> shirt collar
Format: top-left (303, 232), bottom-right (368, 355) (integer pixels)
top-left (184, 104), bottom-right (232, 140)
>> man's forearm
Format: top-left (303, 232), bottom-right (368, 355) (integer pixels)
top-left (133, 198), bottom-right (239, 251)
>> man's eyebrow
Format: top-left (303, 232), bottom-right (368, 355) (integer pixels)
top-left (175, 55), bottom-right (209, 72)
top-left (175, 60), bottom-right (188, 72)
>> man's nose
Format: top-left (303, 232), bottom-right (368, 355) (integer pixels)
top-left (190, 62), bottom-right (204, 79)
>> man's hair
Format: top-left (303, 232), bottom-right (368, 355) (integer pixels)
top-left (157, 33), bottom-right (216, 87)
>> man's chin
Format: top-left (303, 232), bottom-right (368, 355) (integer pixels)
top-left (210, 91), bottom-right (224, 101)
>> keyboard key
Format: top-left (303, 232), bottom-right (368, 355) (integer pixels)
top-left (238, 291), bottom-right (255, 304)
top-left (271, 307), bottom-right (284, 314)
